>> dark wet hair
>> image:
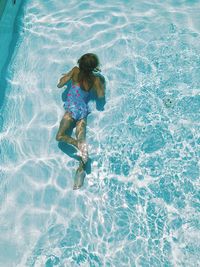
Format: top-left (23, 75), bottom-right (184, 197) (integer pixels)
top-left (77, 53), bottom-right (100, 91)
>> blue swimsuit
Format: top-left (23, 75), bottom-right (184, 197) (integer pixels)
top-left (63, 83), bottom-right (91, 121)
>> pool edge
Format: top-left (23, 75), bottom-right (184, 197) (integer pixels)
top-left (0, 0), bottom-right (24, 113)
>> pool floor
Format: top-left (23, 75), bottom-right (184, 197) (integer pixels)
top-left (0, 0), bottom-right (200, 266)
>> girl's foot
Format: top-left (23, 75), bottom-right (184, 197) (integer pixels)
top-left (73, 167), bottom-right (86, 190)
top-left (77, 142), bottom-right (88, 164)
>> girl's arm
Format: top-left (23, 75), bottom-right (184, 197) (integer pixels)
top-left (94, 77), bottom-right (105, 98)
top-left (57, 67), bottom-right (76, 88)
top-left (94, 76), bottom-right (106, 111)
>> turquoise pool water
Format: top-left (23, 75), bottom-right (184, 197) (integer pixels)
top-left (0, 0), bottom-right (200, 266)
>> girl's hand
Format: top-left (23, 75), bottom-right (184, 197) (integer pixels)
top-left (57, 75), bottom-right (68, 88)
top-left (57, 67), bottom-right (75, 88)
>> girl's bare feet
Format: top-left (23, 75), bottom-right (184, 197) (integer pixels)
top-left (73, 166), bottom-right (86, 190)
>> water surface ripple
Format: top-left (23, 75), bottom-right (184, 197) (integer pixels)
top-left (0, 0), bottom-right (200, 266)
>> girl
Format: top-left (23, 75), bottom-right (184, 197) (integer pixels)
top-left (56, 53), bottom-right (105, 190)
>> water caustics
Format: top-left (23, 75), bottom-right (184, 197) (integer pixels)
top-left (0, 0), bottom-right (200, 266)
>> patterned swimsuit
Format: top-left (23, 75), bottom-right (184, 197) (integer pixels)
top-left (63, 83), bottom-right (91, 121)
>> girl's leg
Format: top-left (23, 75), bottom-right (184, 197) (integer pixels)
top-left (75, 117), bottom-right (87, 143)
top-left (75, 117), bottom-right (88, 168)
top-left (56, 112), bottom-right (77, 148)
top-left (73, 118), bottom-right (88, 190)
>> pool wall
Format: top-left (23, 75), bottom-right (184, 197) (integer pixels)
top-left (0, 0), bottom-right (7, 19)
top-left (0, 0), bottom-right (23, 111)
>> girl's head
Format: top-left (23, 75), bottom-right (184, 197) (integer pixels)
top-left (77, 53), bottom-right (100, 73)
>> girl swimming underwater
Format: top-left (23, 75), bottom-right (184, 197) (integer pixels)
top-left (56, 53), bottom-right (105, 190)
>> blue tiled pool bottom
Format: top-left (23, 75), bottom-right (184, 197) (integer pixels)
top-left (0, 0), bottom-right (200, 266)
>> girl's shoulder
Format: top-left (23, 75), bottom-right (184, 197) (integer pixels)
top-left (73, 66), bottom-right (80, 73)
top-left (73, 66), bottom-right (104, 85)
top-left (93, 72), bottom-right (105, 85)
top-left (72, 66), bottom-right (80, 81)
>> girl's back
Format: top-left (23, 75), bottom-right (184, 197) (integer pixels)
top-left (57, 53), bottom-right (105, 98)
top-left (71, 66), bottom-right (95, 92)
